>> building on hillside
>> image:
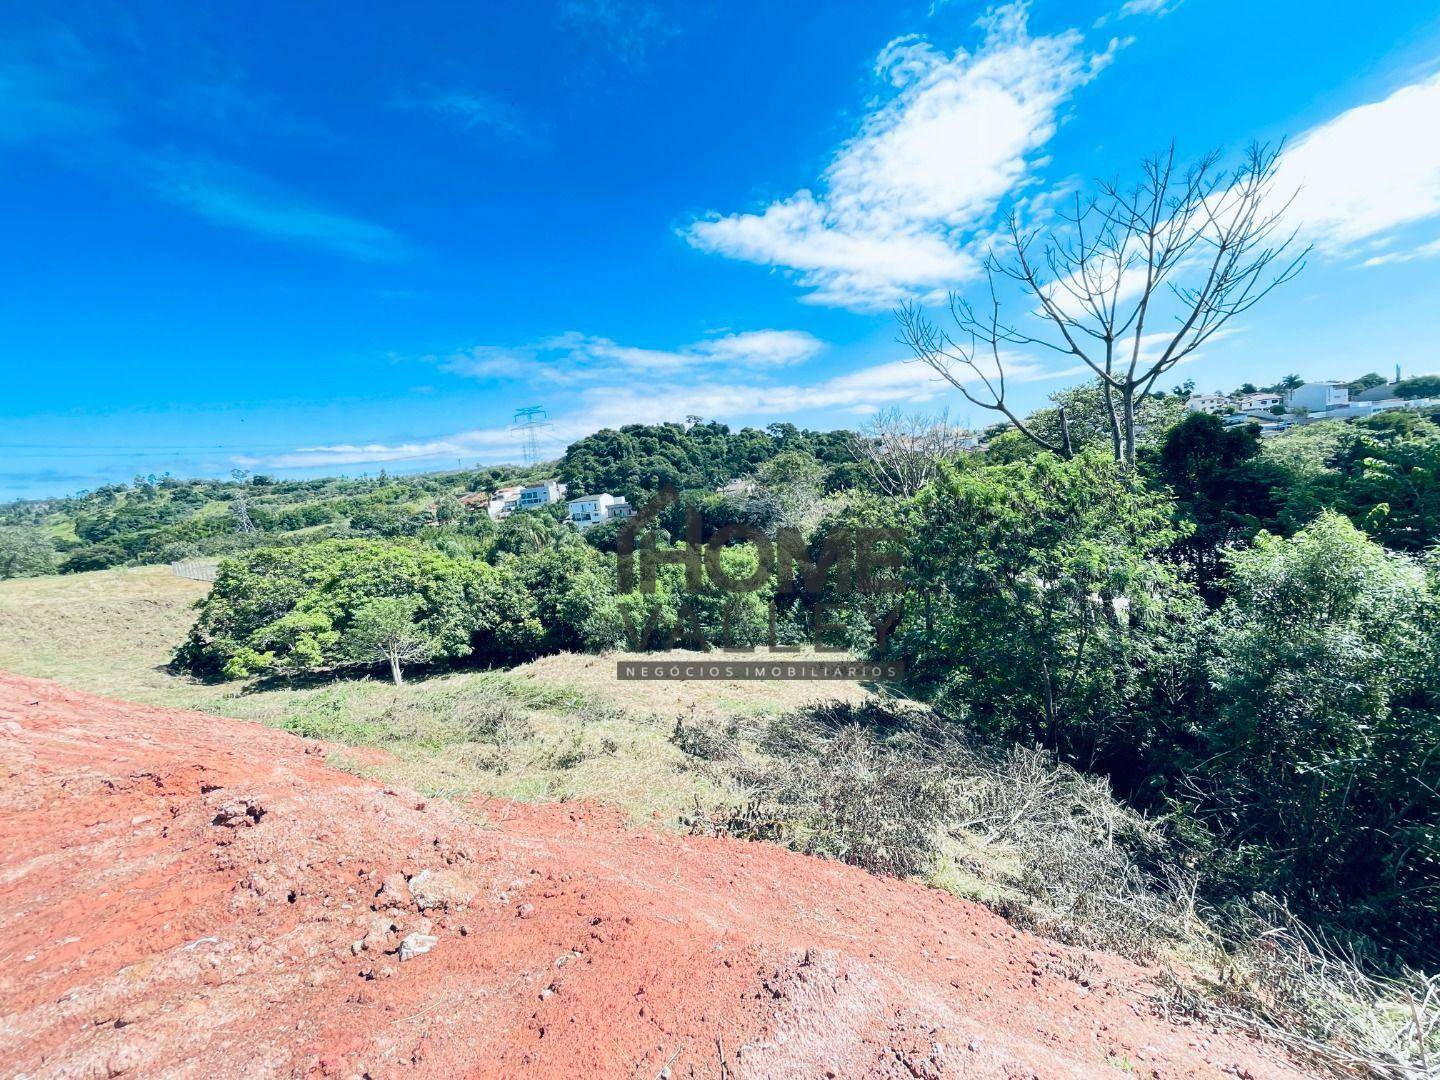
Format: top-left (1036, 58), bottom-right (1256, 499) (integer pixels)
top-left (566, 492), bottom-right (634, 531)
top-left (1238, 392), bottom-right (1283, 413)
top-left (1186, 393), bottom-right (1232, 414)
top-left (1226, 413), bottom-right (1290, 435)
top-left (1286, 382), bottom-right (1349, 413)
top-left (457, 492), bottom-right (490, 510)
top-left (487, 485), bottom-right (524, 520)
top-left (518, 479), bottom-right (566, 511)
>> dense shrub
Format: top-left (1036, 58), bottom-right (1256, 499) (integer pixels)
top-left (0, 527), bottom-right (57, 579)
top-left (894, 451), bottom-right (1207, 777)
top-left (174, 539), bottom-right (533, 678)
top-left (1200, 513), bottom-right (1440, 956)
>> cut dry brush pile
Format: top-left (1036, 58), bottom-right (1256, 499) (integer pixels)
top-left (1161, 902), bottom-right (1440, 1079)
top-left (673, 697), bottom-right (1192, 957)
top-left (672, 698), bottom-right (1438, 1080)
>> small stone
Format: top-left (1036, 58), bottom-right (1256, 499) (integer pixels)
top-left (516, 903), bottom-right (535, 919)
top-left (376, 872), bottom-right (411, 907)
top-left (212, 796), bottom-right (266, 828)
top-left (397, 933), bottom-right (438, 962)
top-left (407, 868), bottom-right (475, 912)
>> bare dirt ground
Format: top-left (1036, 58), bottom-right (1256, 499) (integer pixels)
top-left (0, 673), bottom-right (1308, 1079)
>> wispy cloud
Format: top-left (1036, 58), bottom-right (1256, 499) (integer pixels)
top-left (1278, 71), bottom-right (1440, 257)
top-left (144, 154), bottom-right (404, 259)
top-left (391, 86), bottom-right (532, 142)
top-left (0, 58), bottom-right (111, 142)
top-left (240, 344), bottom-right (1074, 471)
top-left (437, 328), bottom-right (826, 385)
top-left (685, 3), bottom-right (1119, 311)
top-left (0, 22), bottom-right (116, 145)
top-left (1362, 237), bottom-right (1440, 268)
top-left (1118, 0), bottom-right (1181, 17)
top-left (557, 0), bottom-right (678, 70)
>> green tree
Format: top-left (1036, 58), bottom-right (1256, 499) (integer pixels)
top-left (986, 380), bottom-right (1187, 464)
top-left (1346, 372), bottom-right (1387, 393)
top-left (1154, 412), bottom-right (1269, 596)
top-left (1205, 513), bottom-right (1440, 953)
top-left (175, 539), bottom-right (505, 678)
top-left (432, 494), bottom-right (464, 524)
top-left (1394, 374), bottom-right (1440, 399)
top-left (343, 595), bottom-right (436, 684)
top-left (897, 452), bottom-right (1202, 771)
top-left (745, 450), bottom-right (828, 535)
top-left (0, 527), bottom-right (57, 579)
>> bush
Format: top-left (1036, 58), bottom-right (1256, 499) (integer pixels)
top-left (174, 539), bottom-right (527, 678)
top-left (1203, 513), bottom-right (1440, 958)
top-left (0, 526), bottom-right (56, 578)
top-left (895, 451), bottom-right (1206, 777)
top-left (688, 700), bottom-right (962, 877)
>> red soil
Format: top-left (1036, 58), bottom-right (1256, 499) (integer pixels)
top-left (0, 674), bottom-right (1307, 1079)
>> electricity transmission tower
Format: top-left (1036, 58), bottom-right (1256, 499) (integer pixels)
top-left (511, 405), bottom-right (551, 467)
top-left (229, 468), bottom-right (256, 534)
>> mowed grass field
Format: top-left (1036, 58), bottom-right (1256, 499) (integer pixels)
top-left (0, 566), bottom-right (870, 823)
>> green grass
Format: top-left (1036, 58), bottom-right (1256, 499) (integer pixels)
top-left (0, 565), bottom-right (783, 824)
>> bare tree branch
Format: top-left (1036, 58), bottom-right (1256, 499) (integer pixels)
top-left (896, 144), bottom-right (1310, 463)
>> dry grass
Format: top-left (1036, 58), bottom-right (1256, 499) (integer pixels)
top-left (680, 700), bottom-right (963, 876)
top-left (0, 566), bottom-right (217, 708)
top-left (0, 568), bottom-right (804, 823)
top-left (508, 649), bottom-right (875, 720)
top-left (1159, 902), bottom-right (1440, 1078)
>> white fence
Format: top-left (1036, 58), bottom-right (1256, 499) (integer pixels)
top-left (170, 560), bottom-right (219, 583)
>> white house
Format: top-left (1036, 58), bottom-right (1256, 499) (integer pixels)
top-left (566, 493), bottom-right (633, 531)
top-left (517, 479), bottom-right (566, 511)
top-left (1238, 392), bottom-right (1283, 413)
top-left (1187, 393), bottom-right (1231, 415)
top-left (487, 485), bottom-right (524, 520)
top-left (1286, 382), bottom-right (1349, 413)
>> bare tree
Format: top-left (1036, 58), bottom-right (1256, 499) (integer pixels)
top-left (897, 144), bottom-right (1309, 464)
top-left (849, 408), bottom-right (971, 497)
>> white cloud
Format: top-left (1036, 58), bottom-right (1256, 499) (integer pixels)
top-left (242, 347), bottom-right (1075, 471)
top-left (1362, 237), bottom-right (1440, 268)
top-left (684, 3), bottom-right (1117, 311)
top-left (146, 154), bottom-right (404, 259)
top-left (1279, 72), bottom-right (1440, 255)
top-left (437, 328), bottom-right (825, 385)
top-left (1118, 0), bottom-right (1180, 16)
top-left (392, 87), bottom-right (530, 141)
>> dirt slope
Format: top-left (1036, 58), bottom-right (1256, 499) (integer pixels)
top-left (0, 674), bottom-right (1306, 1079)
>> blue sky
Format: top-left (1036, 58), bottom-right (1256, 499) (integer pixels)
top-left (4, 0), bottom-right (1440, 498)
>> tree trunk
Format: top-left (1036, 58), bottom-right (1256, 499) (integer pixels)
top-left (1056, 406), bottom-right (1073, 458)
top-left (389, 654), bottom-right (404, 686)
top-left (1121, 388), bottom-right (1138, 465)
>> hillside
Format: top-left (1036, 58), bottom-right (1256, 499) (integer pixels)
top-left (0, 673), bottom-right (1306, 1079)
top-left (0, 419), bottom-right (861, 578)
